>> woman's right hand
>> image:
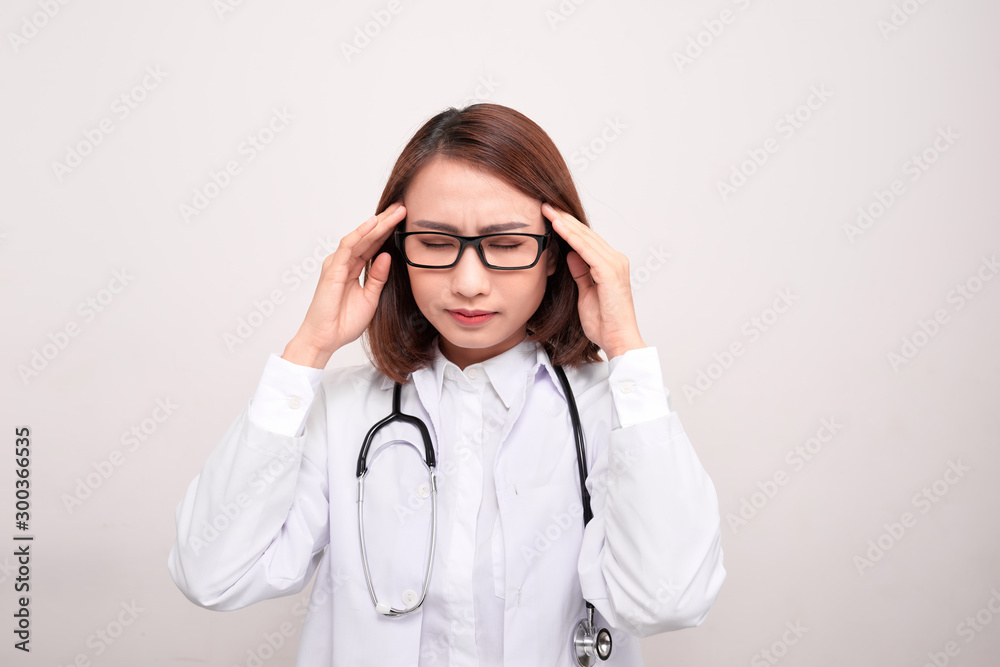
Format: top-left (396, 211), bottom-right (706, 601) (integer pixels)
top-left (282, 203), bottom-right (406, 368)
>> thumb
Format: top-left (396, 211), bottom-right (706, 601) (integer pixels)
top-left (363, 252), bottom-right (392, 301)
top-left (565, 251), bottom-right (592, 288)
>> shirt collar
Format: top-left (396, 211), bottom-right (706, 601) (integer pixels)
top-left (377, 334), bottom-right (564, 409)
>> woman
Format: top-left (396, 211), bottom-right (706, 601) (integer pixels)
top-left (168, 103), bottom-right (725, 666)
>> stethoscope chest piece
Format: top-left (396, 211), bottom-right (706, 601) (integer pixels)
top-left (573, 603), bottom-right (613, 665)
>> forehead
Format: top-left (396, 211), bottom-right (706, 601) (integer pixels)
top-left (403, 157), bottom-right (543, 233)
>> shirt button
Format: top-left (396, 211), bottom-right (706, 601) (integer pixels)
top-left (619, 381), bottom-right (634, 395)
top-left (288, 396), bottom-right (302, 409)
top-left (466, 367), bottom-right (479, 380)
top-left (402, 589), bottom-right (419, 609)
top-left (417, 483), bottom-right (430, 499)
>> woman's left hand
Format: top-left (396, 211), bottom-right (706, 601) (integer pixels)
top-left (542, 202), bottom-right (647, 358)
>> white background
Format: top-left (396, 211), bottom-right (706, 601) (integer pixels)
top-left (2, 0), bottom-right (999, 665)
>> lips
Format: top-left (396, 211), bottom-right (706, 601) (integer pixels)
top-left (448, 309), bottom-right (496, 316)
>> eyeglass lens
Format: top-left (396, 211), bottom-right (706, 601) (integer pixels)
top-left (402, 234), bottom-right (539, 268)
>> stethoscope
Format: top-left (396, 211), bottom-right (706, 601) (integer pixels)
top-left (356, 361), bottom-right (613, 665)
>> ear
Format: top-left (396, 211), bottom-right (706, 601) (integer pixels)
top-left (545, 242), bottom-right (558, 277)
top-left (543, 217), bottom-right (558, 277)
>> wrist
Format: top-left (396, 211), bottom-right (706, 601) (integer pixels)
top-left (605, 336), bottom-right (646, 359)
top-left (282, 337), bottom-right (333, 369)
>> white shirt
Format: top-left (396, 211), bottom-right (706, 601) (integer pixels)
top-left (168, 337), bottom-right (726, 666)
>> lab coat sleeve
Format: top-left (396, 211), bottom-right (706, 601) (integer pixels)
top-left (577, 346), bottom-right (726, 637)
top-left (168, 353), bottom-right (332, 611)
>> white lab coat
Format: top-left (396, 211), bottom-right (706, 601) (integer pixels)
top-left (168, 341), bottom-right (725, 666)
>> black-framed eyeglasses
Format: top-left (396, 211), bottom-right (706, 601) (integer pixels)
top-left (395, 221), bottom-right (552, 270)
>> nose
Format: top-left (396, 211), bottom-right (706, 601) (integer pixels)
top-left (450, 243), bottom-right (491, 297)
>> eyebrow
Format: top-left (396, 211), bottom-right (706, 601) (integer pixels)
top-left (409, 220), bottom-right (531, 234)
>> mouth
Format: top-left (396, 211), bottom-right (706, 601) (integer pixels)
top-left (447, 309), bottom-right (497, 325)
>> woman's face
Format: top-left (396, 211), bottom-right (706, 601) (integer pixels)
top-left (402, 156), bottom-right (557, 369)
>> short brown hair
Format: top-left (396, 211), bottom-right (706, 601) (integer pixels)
top-left (362, 103), bottom-right (601, 384)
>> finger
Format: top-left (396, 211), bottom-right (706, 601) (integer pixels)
top-left (351, 203), bottom-right (407, 261)
top-left (363, 252), bottom-right (392, 303)
top-left (565, 251), bottom-right (594, 285)
top-left (543, 203), bottom-right (614, 270)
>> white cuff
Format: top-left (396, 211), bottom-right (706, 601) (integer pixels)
top-left (247, 353), bottom-right (325, 437)
top-left (607, 347), bottom-right (671, 430)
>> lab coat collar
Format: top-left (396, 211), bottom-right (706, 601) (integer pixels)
top-left (376, 334), bottom-right (567, 409)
